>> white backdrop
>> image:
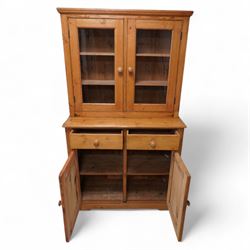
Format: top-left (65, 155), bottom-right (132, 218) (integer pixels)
top-left (0, 1), bottom-right (249, 249)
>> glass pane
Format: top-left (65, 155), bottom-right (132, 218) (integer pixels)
top-left (78, 28), bottom-right (115, 104)
top-left (135, 29), bottom-right (172, 104)
top-left (136, 29), bottom-right (172, 54)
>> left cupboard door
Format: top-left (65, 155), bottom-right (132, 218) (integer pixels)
top-left (68, 18), bottom-right (124, 112)
top-left (59, 150), bottom-right (81, 242)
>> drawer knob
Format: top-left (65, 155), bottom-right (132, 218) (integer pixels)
top-left (117, 67), bottom-right (123, 73)
top-left (93, 139), bottom-right (100, 147)
top-left (149, 140), bottom-right (156, 148)
top-left (128, 67), bottom-right (133, 73)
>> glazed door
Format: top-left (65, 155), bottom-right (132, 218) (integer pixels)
top-left (69, 19), bottom-right (124, 112)
top-left (59, 151), bottom-right (81, 242)
top-left (167, 152), bottom-right (191, 241)
top-left (127, 19), bottom-right (182, 112)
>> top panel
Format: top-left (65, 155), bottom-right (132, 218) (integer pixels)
top-left (57, 8), bottom-right (193, 17)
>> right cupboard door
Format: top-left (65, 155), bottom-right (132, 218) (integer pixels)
top-left (127, 19), bottom-right (182, 112)
top-left (167, 152), bottom-right (191, 241)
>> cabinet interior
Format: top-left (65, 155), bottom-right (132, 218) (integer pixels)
top-left (127, 176), bottom-right (168, 201)
top-left (81, 176), bottom-right (123, 201)
top-left (79, 28), bottom-right (115, 104)
top-left (78, 148), bottom-right (171, 202)
top-left (136, 29), bottom-right (172, 55)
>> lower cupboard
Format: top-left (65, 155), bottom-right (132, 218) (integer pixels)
top-left (59, 147), bottom-right (191, 242)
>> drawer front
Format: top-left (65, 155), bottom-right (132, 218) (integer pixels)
top-left (127, 133), bottom-right (180, 150)
top-left (69, 133), bottom-right (123, 149)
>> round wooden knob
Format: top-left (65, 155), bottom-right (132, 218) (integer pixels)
top-left (149, 140), bottom-right (156, 148)
top-left (117, 67), bottom-right (123, 73)
top-left (128, 67), bottom-right (133, 73)
top-left (93, 139), bottom-right (100, 147)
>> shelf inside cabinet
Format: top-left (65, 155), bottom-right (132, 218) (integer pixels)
top-left (128, 151), bottom-right (170, 175)
top-left (136, 53), bottom-right (170, 57)
top-left (78, 150), bottom-right (122, 175)
top-left (82, 80), bottom-right (115, 86)
top-left (80, 52), bottom-right (114, 56)
top-left (127, 176), bottom-right (168, 201)
top-left (135, 80), bottom-right (167, 87)
top-left (81, 176), bottom-right (122, 201)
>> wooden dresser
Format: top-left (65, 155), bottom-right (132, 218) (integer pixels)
top-left (57, 8), bottom-right (193, 242)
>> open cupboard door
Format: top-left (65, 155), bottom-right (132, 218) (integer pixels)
top-left (59, 151), bottom-right (81, 242)
top-left (167, 152), bottom-right (191, 241)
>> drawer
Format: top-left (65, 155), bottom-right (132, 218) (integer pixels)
top-left (126, 130), bottom-right (180, 150)
top-left (69, 130), bottom-right (123, 150)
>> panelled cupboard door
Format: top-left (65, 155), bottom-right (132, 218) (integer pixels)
top-left (167, 152), bottom-right (191, 241)
top-left (59, 151), bottom-right (81, 242)
top-left (127, 19), bottom-right (182, 112)
top-left (69, 18), bottom-right (124, 112)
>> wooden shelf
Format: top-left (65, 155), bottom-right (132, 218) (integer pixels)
top-left (135, 80), bottom-right (167, 87)
top-left (81, 176), bottom-right (122, 201)
top-left (128, 151), bottom-right (170, 175)
top-left (127, 176), bottom-right (168, 201)
top-left (79, 150), bottom-right (122, 175)
top-left (136, 52), bottom-right (170, 57)
top-left (63, 117), bottom-right (187, 129)
top-left (82, 80), bottom-right (115, 86)
top-left (80, 51), bottom-right (114, 56)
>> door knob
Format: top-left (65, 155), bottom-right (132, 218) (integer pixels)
top-left (117, 67), bottom-right (123, 73)
top-left (149, 140), bottom-right (156, 148)
top-left (93, 139), bottom-right (100, 147)
top-left (128, 67), bottom-right (133, 73)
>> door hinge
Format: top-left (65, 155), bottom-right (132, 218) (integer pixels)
top-left (180, 32), bottom-right (183, 40)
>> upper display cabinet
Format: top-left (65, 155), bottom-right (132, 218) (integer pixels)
top-left (58, 9), bottom-right (192, 117)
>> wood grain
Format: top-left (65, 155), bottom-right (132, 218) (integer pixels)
top-left (127, 176), bottom-right (168, 201)
top-left (63, 117), bottom-right (186, 129)
top-left (59, 151), bottom-right (81, 242)
top-left (57, 8), bottom-right (193, 17)
top-left (81, 176), bottom-right (123, 201)
top-left (167, 152), bottom-right (191, 241)
top-left (127, 131), bottom-right (180, 150)
top-left (80, 200), bottom-right (168, 210)
top-left (69, 131), bottom-right (123, 149)
top-left (78, 150), bottom-right (122, 175)
top-left (127, 150), bottom-right (170, 175)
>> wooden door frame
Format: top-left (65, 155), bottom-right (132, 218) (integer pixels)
top-left (167, 151), bottom-right (191, 241)
top-left (68, 18), bottom-right (124, 112)
top-left (126, 19), bottom-right (182, 112)
top-left (59, 150), bottom-right (81, 242)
